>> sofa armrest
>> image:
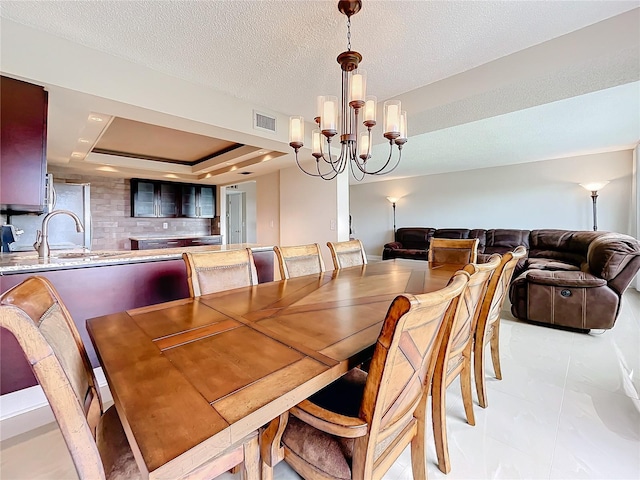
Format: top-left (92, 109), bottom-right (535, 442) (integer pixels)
top-left (526, 270), bottom-right (606, 288)
top-left (383, 241), bottom-right (403, 249)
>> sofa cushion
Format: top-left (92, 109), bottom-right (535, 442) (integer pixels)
top-left (469, 229), bottom-right (487, 252)
top-left (434, 228), bottom-right (470, 239)
top-left (525, 258), bottom-right (581, 272)
top-left (529, 230), bottom-right (604, 266)
top-left (587, 233), bottom-right (640, 281)
top-left (526, 270), bottom-right (607, 288)
top-left (394, 228), bottom-right (435, 250)
top-left (484, 229), bottom-right (530, 254)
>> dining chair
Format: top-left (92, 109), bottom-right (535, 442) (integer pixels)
top-left (327, 239), bottom-right (368, 270)
top-left (262, 269), bottom-right (470, 480)
top-left (183, 248), bottom-right (258, 296)
top-left (274, 243), bottom-right (325, 279)
top-left (0, 276), bottom-right (260, 480)
top-left (428, 238), bottom-right (479, 266)
top-left (474, 245), bottom-right (528, 408)
top-left (431, 254), bottom-right (501, 474)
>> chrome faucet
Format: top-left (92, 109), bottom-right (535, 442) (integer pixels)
top-left (34, 210), bottom-right (85, 259)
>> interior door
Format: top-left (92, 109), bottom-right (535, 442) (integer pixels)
top-left (227, 192), bottom-right (244, 244)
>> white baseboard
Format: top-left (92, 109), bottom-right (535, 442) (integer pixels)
top-left (367, 255), bottom-right (382, 262)
top-left (0, 367), bottom-right (112, 442)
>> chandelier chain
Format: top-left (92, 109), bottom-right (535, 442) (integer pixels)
top-left (347, 17), bottom-right (351, 51)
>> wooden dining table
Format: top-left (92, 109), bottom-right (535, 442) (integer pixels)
top-left (87, 259), bottom-right (463, 480)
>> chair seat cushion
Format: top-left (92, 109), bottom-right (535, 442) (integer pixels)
top-left (282, 368), bottom-right (367, 480)
top-left (283, 416), bottom-right (354, 480)
top-left (96, 406), bottom-right (142, 480)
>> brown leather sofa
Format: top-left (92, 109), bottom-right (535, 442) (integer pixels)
top-left (383, 228), bottom-right (640, 331)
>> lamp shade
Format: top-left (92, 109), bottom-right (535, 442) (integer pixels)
top-left (386, 196), bottom-right (398, 204)
top-left (579, 181), bottom-right (609, 192)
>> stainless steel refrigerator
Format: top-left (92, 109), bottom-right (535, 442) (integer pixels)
top-left (8, 180), bottom-right (91, 252)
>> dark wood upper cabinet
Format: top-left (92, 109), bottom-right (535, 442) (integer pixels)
top-left (181, 185), bottom-right (215, 218)
top-left (0, 76), bottom-right (48, 213)
top-left (131, 179), bottom-right (215, 218)
top-left (130, 179), bottom-right (179, 218)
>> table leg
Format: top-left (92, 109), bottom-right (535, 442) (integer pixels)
top-left (260, 412), bottom-right (289, 480)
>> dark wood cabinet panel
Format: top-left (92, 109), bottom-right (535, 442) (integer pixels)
top-left (131, 236), bottom-right (222, 250)
top-left (183, 236), bottom-right (222, 247)
top-left (132, 179), bottom-right (214, 218)
top-left (0, 76), bottom-right (48, 213)
top-left (131, 179), bottom-right (179, 217)
top-left (181, 185), bottom-right (197, 217)
top-left (181, 185), bottom-right (216, 218)
top-left (199, 186), bottom-right (216, 217)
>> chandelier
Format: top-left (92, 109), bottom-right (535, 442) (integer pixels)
top-left (288, 0), bottom-right (407, 181)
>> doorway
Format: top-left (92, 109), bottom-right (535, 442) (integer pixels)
top-left (226, 191), bottom-right (245, 244)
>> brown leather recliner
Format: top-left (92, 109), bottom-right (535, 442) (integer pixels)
top-left (383, 227), bottom-right (640, 331)
top-left (509, 231), bottom-right (640, 330)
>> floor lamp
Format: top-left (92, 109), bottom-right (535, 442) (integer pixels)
top-left (579, 181), bottom-right (609, 231)
top-left (386, 196), bottom-right (398, 234)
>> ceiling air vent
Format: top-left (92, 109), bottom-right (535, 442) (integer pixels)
top-left (254, 110), bottom-right (276, 133)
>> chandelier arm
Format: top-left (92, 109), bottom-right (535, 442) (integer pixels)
top-left (374, 145), bottom-right (403, 175)
top-left (329, 143), bottom-right (349, 175)
top-left (350, 108), bottom-right (359, 160)
top-left (294, 150), bottom-right (335, 178)
top-left (316, 155), bottom-right (339, 180)
top-left (363, 141), bottom-right (397, 174)
top-left (349, 157), bottom-right (366, 181)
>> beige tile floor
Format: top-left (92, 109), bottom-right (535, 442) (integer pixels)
top-left (1, 291), bottom-right (639, 480)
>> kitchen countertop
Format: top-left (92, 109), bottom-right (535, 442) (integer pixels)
top-left (128, 234), bottom-right (222, 241)
top-left (0, 243), bottom-right (271, 275)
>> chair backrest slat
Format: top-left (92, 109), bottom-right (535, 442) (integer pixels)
top-left (274, 243), bottom-right (325, 279)
top-left (0, 276), bottom-right (105, 479)
top-left (428, 238), bottom-right (479, 266)
top-left (446, 256), bottom-right (501, 362)
top-left (183, 248), bottom-right (258, 296)
top-left (353, 270), bottom-right (469, 474)
top-left (477, 246), bottom-right (527, 338)
top-left (327, 239), bottom-right (367, 269)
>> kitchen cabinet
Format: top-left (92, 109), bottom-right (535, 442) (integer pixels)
top-left (131, 179), bottom-right (179, 218)
top-left (183, 236), bottom-right (222, 247)
top-left (0, 76), bottom-right (48, 213)
top-left (181, 185), bottom-right (216, 218)
top-left (130, 235), bottom-right (222, 250)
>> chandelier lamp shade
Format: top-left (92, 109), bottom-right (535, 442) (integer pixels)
top-left (288, 0), bottom-right (407, 181)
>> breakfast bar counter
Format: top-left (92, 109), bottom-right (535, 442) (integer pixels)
top-left (0, 243), bottom-right (275, 395)
top-left (0, 243), bottom-right (271, 275)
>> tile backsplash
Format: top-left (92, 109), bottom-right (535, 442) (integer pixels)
top-left (49, 168), bottom-right (211, 251)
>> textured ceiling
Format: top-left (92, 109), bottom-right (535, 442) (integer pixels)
top-left (2, 0), bottom-right (637, 121)
top-left (1, 1), bottom-right (639, 184)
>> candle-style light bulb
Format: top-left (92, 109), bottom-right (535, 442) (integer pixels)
top-left (364, 96), bottom-right (377, 126)
top-left (384, 100), bottom-right (401, 134)
top-left (312, 130), bottom-right (322, 155)
top-left (289, 116), bottom-right (304, 147)
top-left (359, 133), bottom-right (370, 159)
top-left (321, 96), bottom-right (338, 136)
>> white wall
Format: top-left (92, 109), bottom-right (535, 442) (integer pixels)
top-left (255, 171), bottom-right (280, 247)
top-left (279, 165), bottom-right (349, 269)
top-left (350, 150), bottom-right (634, 257)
